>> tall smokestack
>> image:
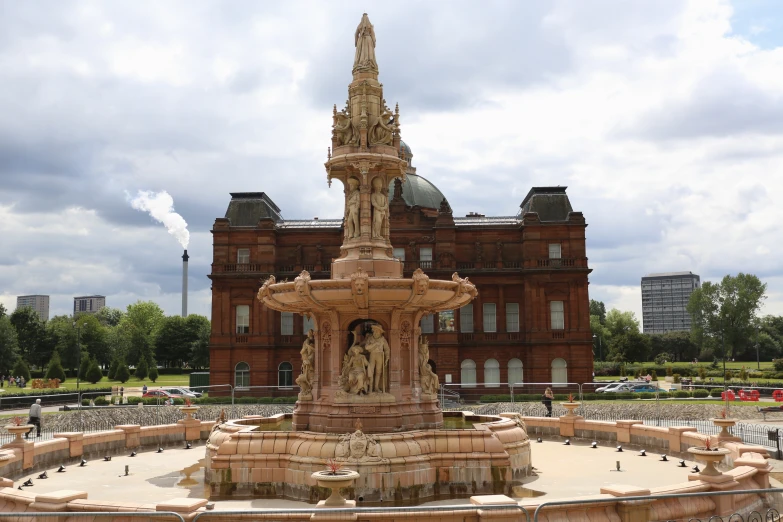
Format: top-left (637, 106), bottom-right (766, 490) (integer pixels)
top-left (182, 249), bottom-right (189, 317)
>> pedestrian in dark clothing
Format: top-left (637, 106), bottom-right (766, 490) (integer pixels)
top-left (542, 387), bottom-right (554, 417)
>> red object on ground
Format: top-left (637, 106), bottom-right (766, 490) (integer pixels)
top-left (773, 390), bottom-right (783, 402)
top-left (721, 390), bottom-right (736, 401)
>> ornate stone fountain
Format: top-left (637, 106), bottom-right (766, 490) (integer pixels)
top-left (205, 13), bottom-right (531, 503)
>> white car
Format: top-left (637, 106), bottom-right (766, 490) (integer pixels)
top-left (161, 387), bottom-right (201, 398)
top-left (595, 382), bottom-right (625, 393)
top-left (605, 383), bottom-right (636, 393)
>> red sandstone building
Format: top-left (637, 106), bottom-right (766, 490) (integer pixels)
top-left (209, 144), bottom-right (594, 396)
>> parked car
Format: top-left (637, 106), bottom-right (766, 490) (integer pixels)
top-left (630, 384), bottom-right (658, 393)
top-left (596, 382), bottom-right (625, 393)
top-left (161, 387), bottom-right (202, 398)
top-left (605, 383), bottom-right (636, 393)
top-left (142, 390), bottom-right (181, 400)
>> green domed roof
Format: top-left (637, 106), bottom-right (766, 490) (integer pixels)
top-left (389, 173), bottom-right (448, 210)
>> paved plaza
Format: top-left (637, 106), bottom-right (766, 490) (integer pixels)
top-left (10, 439), bottom-right (734, 508)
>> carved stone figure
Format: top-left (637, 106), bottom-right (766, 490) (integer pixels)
top-left (296, 329), bottom-right (315, 399)
top-left (353, 13), bottom-right (377, 73)
top-left (371, 177), bottom-right (388, 240)
top-left (418, 335), bottom-right (429, 372)
top-left (335, 428), bottom-right (382, 461)
top-left (421, 363), bottom-right (439, 395)
top-left (341, 344), bottom-right (369, 395)
top-left (412, 268), bottom-right (429, 295)
top-left (369, 102), bottom-right (394, 145)
top-left (345, 178), bottom-right (361, 239)
top-left (365, 324), bottom-right (390, 393)
top-left (257, 275), bottom-right (276, 301)
top-left (334, 109), bottom-right (359, 146)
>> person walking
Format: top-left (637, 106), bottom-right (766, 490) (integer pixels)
top-left (27, 399), bottom-right (42, 438)
top-left (142, 384), bottom-right (148, 395)
top-left (542, 387), bottom-right (554, 418)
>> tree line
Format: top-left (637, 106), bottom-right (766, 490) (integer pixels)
top-left (591, 273), bottom-right (780, 364)
top-left (0, 301), bottom-right (210, 383)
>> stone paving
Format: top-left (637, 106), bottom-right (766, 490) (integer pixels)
top-left (10, 438), bottom-right (711, 508)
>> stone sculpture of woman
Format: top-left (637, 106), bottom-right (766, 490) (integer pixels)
top-left (353, 13), bottom-right (377, 73)
top-left (365, 324), bottom-right (390, 393)
top-left (296, 329), bottom-right (315, 399)
top-left (369, 103), bottom-right (393, 145)
top-left (370, 177), bottom-right (388, 240)
top-left (344, 345), bottom-right (370, 395)
top-left (334, 109), bottom-right (358, 146)
top-left (421, 363), bottom-right (439, 395)
top-left (345, 178), bottom-right (361, 239)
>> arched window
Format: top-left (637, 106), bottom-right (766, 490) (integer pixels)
top-left (484, 359), bottom-right (500, 388)
top-left (551, 358), bottom-right (567, 387)
top-left (508, 358), bottom-right (523, 386)
top-left (278, 362), bottom-right (293, 388)
top-left (235, 362), bottom-right (250, 388)
top-left (461, 359), bottom-right (476, 388)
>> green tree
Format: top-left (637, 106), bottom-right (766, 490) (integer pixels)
top-left (10, 306), bottom-right (46, 367)
top-left (120, 301), bottom-right (165, 366)
top-left (107, 357), bottom-right (119, 380)
top-left (589, 300), bottom-right (607, 325)
top-left (75, 314), bottom-right (110, 367)
top-left (135, 356), bottom-right (149, 381)
top-left (687, 273), bottom-right (767, 360)
top-left (12, 359), bottom-right (31, 382)
top-left (95, 307), bottom-right (124, 327)
top-left (189, 315), bottom-right (211, 369)
top-left (115, 360), bottom-right (131, 383)
top-left (608, 331), bottom-right (651, 363)
top-left (590, 315), bottom-right (609, 361)
top-left (45, 351), bottom-right (67, 382)
top-left (149, 362), bottom-right (159, 383)
top-left (0, 316), bottom-right (20, 375)
top-left (154, 316), bottom-right (192, 366)
top-left (604, 309), bottom-right (641, 338)
top-left (85, 358), bottom-right (103, 384)
top-left (78, 352), bottom-right (91, 381)
top-left (0, 303), bottom-right (6, 318)
top-left (45, 316), bottom-right (79, 373)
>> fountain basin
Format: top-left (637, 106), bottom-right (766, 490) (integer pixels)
top-left (205, 412), bottom-right (531, 503)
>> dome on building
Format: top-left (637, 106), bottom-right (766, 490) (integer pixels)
top-left (400, 140), bottom-right (412, 159)
top-left (389, 173), bottom-right (448, 210)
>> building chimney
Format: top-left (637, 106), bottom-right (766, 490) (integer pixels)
top-left (182, 249), bottom-right (189, 317)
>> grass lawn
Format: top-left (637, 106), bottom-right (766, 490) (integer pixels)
top-left (0, 375), bottom-right (190, 395)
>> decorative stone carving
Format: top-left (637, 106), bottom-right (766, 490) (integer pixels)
top-left (421, 363), bottom-right (439, 395)
top-left (296, 329), bottom-right (315, 400)
top-left (439, 198), bottom-right (452, 214)
top-left (366, 324), bottom-right (390, 393)
top-left (353, 13), bottom-right (378, 74)
top-left (452, 272), bottom-right (478, 300)
top-left (335, 427), bottom-right (382, 462)
top-left (400, 321), bottom-right (412, 351)
top-left (341, 343), bottom-right (370, 395)
top-left (345, 178), bottom-right (361, 239)
top-left (392, 178), bottom-right (403, 200)
top-left (321, 321), bottom-right (331, 351)
top-left (369, 101), bottom-right (394, 146)
top-left (334, 108), bottom-right (359, 147)
top-left (412, 268), bottom-right (429, 295)
top-left (371, 177), bottom-right (388, 240)
top-left (438, 252), bottom-right (455, 270)
top-left (257, 275), bottom-right (276, 301)
top-left (295, 270), bottom-right (311, 298)
top-left (351, 268), bottom-right (369, 309)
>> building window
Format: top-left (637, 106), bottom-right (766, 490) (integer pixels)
top-left (393, 247), bottom-right (405, 261)
top-left (281, 312), bottom-right (294, 335)
top-left (550, 301), bottom-right (564, 330)
top-left (439, 310), bottom-right (455, 332)
top-left (278, 362), bottom-right (293, 388)
top-left (237, 248), bottom-right (250, 264)
top-left (303, 314), bottom-right (315, 335)
top-left (235, 362), bottom-right (250, 388)
top-left (420, 314), bottom-right (434, 334)
top-left (484, 359), bottom-right (500, 388)
top-left (461, 359), bottom-right (476, 388)
top-left (506, 303), bottom-right (519, 332)
top-left (508, 358), bottom-right (523, 385)
top-left (483, 303), bottom-right (497, 333)
top-left (548, 243), bottom-right (561, 259)
top-left (236, 305), bottom-right (250, 334)
top-left (460, 304), bottom-right (474, 333)
top-left (419, 247), bottom-right (432, 268)
top-left (551, 358), bottom-right (567, 387)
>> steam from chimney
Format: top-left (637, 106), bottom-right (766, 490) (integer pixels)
top-left (127, 190), bottom-right (190, 249)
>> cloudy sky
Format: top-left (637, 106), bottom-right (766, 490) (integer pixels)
top-left (1, 0), bottom-right (782, 324)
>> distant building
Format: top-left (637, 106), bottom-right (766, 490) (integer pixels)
top-left (16, 295), bottom-right (50, 322)
top-left (73, 295), bottom-right (106, 315)
top-left (641, 272), bottom-right (700, 334)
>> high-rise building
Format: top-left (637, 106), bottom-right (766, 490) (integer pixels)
top-left (16, 295), bottom-right (50, 322)
top-left (73, 295), bottom-right (106, 315)
top-left (641, 272), bottom-right (700, 334)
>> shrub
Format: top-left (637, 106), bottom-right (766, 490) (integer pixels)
top-left (674, 391), bottom-right (690, 398)
top-left (135, 357), bottom-right (149, 381)
top-left (697, 366), bottom-right (707, 380)
top-left (148, 364), bottom-right (159, 383)
top-left (654, 353), bottom-right (673, 365)
top-left (85, 359), bottom-right (103, 384)
top-left (694, 389), bottom-right (709, 398)
top-left (115, 362), bottom-right (131, 383)
top-left (78, 356), bottom-right (90, 382)
top-left (45, 352), bottom-right (67, 382)
top-left (94, 397), bottom-right (109, 406)
top-left (12, 359), bottom-right (31, 382)
top-left (673, 373), bottom-right (681, 383)
top-left (651, 370), bottom-right (658, 381)
top-left (774, 359), bottom-right (783, 371)
top-left (619, 365), bottom-right (626, 377)
top-left (739, 367), bottom-right (749, 382)
top-left (638, 392), bottom-right (653, 400)
top-left (710, 388), bottom-right (724, 397)
top-left (725, 370), bottom-right (733, 381)
top-left (666, 365), bottom-right (673, 377)
top-left (107, 358), bottom-right (119, 381)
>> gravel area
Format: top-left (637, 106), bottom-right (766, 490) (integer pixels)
top-left (454, 401), bottom-right (764, 421)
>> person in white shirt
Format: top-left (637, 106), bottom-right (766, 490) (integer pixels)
top-left (27, 399), bottom-right (42, 438)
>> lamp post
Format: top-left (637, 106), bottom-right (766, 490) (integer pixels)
top-left (722, 329), bottom-right (729, 415)
top-left (593, 334), bottom-right (602, 361)
top-left (756, 323), bottom-right (760, 370)
top-left (72, 320), bottom-right (81, 391)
